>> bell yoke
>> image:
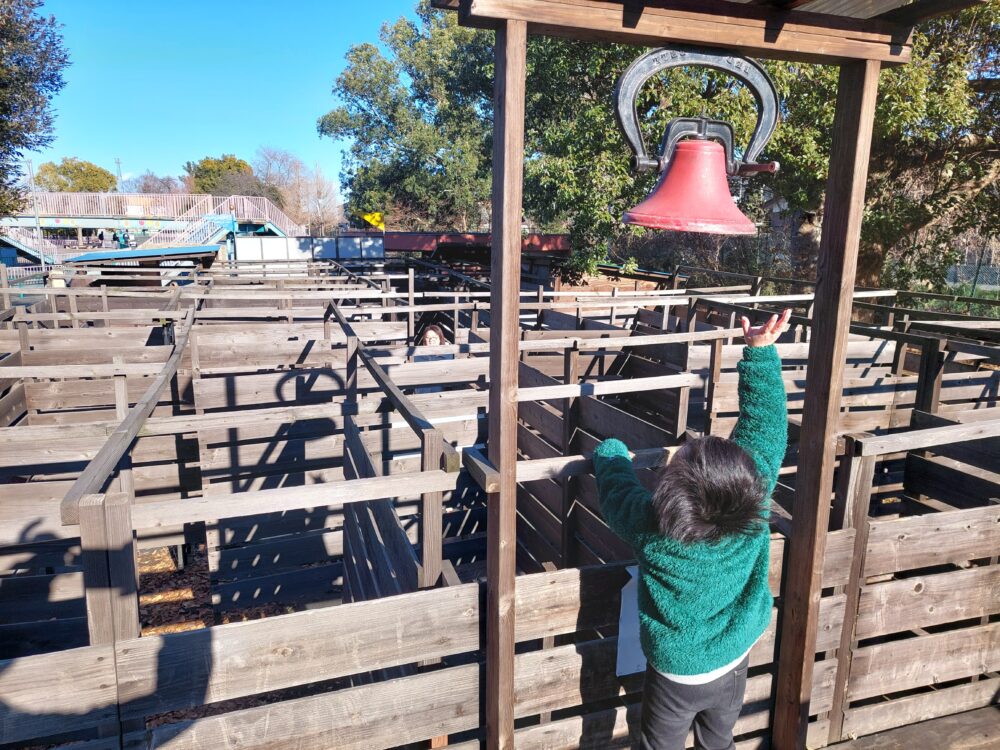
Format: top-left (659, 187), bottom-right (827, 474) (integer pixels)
top-left (614, 46), bottom-right (781, 235)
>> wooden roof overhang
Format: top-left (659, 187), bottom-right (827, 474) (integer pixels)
top-left (435, 0), bottom-right (985, 64)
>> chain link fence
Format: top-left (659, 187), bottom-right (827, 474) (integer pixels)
top-left (948, 264), bottom-right (1000, 290)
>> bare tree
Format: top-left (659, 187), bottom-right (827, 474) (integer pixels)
top-left (254, 150), bottom-right (343, 234)
top-left (121, 171), bottom-right (183, 194)
top-left (301, 164), bottom-right (343, 236)
top-left (253, 147), bottom-right (304, 192)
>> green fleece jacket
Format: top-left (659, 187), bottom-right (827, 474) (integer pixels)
top-left (594, 344), bottom-right (787, 676)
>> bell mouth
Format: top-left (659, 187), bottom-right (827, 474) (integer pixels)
top-left (621, 140), bottom-right (757, 236)
top-left (622, 209), bottom-right (757, 235)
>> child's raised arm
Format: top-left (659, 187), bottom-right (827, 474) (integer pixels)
top-left (593, 438), bottom-right (655, 548)
top-left (731, 310), bottom-right (791, 501)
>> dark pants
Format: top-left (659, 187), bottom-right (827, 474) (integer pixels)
top-left (638, 655), bottom-right (749, 750)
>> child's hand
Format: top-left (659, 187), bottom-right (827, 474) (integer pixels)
top-left (741, 308), bottom-right (792, 347)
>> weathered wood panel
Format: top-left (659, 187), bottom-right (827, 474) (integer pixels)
top-left (842, 676), bottom-right (1000, 739)
top-left (865, 505), bottom-right (1000, 575)
top-left (856, 565), bottom-right (1000, 638)
top-left (0, 644), bottom-right (117, 745)
top-left (848, 622), bottom-right (1000, 701)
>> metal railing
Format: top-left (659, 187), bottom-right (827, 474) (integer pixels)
top-left (0, 226), bottom-right (65, 264)
top-left (9, 192), bottom-right (307, 238)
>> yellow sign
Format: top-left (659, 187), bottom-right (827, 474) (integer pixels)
top-left (362, 211), bottom-right (385, 230)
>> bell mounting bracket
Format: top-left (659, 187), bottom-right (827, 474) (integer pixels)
top-left (614, 46), bottom-right (781, 177)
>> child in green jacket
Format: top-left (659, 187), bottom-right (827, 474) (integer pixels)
top-left (594, 309), bottom-right (791, 750)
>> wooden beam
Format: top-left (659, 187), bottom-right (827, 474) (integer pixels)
top-left (516, 371), bottom-right (700, 401)
top-left (772, 58), bottom-right (882, 750)
top-left (131, 470), bottom-right (458, 530)
top-left (60, 309), bottom-right (194, 525)
top-left (458, 0), bottom-right (913, 65)
top-left (486, 17), bottom-right (527, 750)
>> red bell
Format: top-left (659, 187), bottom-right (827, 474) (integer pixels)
top-left (623, 139), bottom-right (756, 235)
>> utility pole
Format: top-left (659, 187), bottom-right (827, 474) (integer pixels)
top-left (25, 159), bottom-right (46, 274)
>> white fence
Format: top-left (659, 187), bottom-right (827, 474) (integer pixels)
top-left (234, 236), bottom-right (384, 262)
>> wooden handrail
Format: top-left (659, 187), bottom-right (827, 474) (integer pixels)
top-left (856, 417), bottom-right (1000, 456)
top-left (60, 309), bottom-right (194, 525)
top-left (464, 444), bottom-right (677, 493)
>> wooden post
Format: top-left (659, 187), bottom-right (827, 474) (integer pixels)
top-left (407, 266), bottom-right (415, 342)
top-left (420, 429), bottom-right (444, 588)
top-left (560, 344), bottom-right (580, 566)
top-left (1, 264), bottom-right (10, 310)
top-left (79, 494), bottom-right (115, 646)
top-left (103, 492), bottom-right (141, 642)
top-left (346, 334), bottom-right (359, 400)
top-left (705, 338), bottom-right (724, 437)
top-left (68, 290), bottom-right (80, 328)
top-left (486, 18), bottom-right (527, 750)
top-left (915, 336), bottom-right (944, 413)
top-left (773, 59), bottom-right (881, 750)
top-left (190, 329), bottom-right (203, 416)
top-left (113, 356), bottom-right (135, 499)
top-left (100, 286), bottom-right (110, 328)
top-left (827, 435), bottom-right (876, 742)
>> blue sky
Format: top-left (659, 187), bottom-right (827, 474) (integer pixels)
top-left (32, 0), bottom-right (418, 189)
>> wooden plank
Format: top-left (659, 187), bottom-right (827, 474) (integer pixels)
top-left (517, 372), bottom-right (699, 401)
top-left (518, 399), bottom-right (564, 446)
top-left (0, 616), bottom-right (89, 659)
top-left (904, 452), bottom-right (1000, 508)
top-left (848, 621), bottom-right (1000, 701)
top-left (210, 561), bottom-right (344, 611)
top-left (116, 582), bottom-right (479, 719)
top-left (842, 677), bottom-right (1000, 739)
top-left (578, 396), bottom-right (673, 448)
top-left (459, 0), bottom-right (912, 65)
top-left (859, 411), bottom-right (1000, 455)
top-left (0, 644), bottom-right (118, 745)
top-left (865, 505), bottom-right (1000, 575)
top-left (485, 18), bottom-right (527, 750)
top-left (0, 382), bottom-right (26, 426)
top-left (0, 570), bottom-right (84, 623)
top-left (131, 470), bottom-right (458, 529)
top-left (214, 528), bottom-right (344, 580)
top-left (136, 662), bottom-right (481, 750)
top-left (773, 58), bottom-right (882, 750)
top-left (856, 564), bottom-right (1000, 638)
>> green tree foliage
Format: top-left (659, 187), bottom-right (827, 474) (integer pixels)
top-left (0, 0), bottom-right (69, 214)
top-left (317, 4), bottom-right (492, 231)
top-left (35, 157), bottom-right (117, 192)
top-left (321, 2), bottom-right (999, 287)
top-left (768, 5), bottom-right (1000, 287)
top-left (183, 154), bottom-right (254, 194)
top-left (183, 154), bottom-right (284, 205)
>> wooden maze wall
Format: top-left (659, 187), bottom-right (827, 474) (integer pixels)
top-left (0, 259), bottom-right (998, 749)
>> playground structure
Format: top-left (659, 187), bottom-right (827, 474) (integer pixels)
top-left (0, 256), bottom-right (997, 750)
top-left (0, 192), bottom-right (307, 265)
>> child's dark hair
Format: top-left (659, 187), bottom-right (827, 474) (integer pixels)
top-left (652, 436), bottom-right (766, 544)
